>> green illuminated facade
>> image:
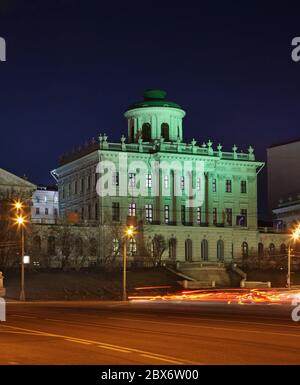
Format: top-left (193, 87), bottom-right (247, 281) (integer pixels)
top-left (53, 90), bottom-right (269, 265)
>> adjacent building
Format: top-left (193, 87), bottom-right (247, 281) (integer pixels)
top-left (31, 186), bottom-right (59, 224)
top-left (267, 139), bottom-right (300, 224)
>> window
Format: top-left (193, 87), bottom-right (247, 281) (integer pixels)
top-left (197, 207), bottom-right (201, 224)
top-left (68, 183), bottom-right (71, 196)
top-left (164, 205), bottom-right (169, 224)
top-left (145, 204), bottom-right (153, 223)
top-left (54, 208), bottom-right (58, 217)
top-left (226, 208), bottom-right (232, 226)
top-left (112, 202), bottom-right (120, 221)
top-left (201, 239), bottom-right (208, 261)
top-left (129, 238), bottom-right (137, 256)
top-left (241, 209), bottom-right (247, 226)
top-left (180, 176), bottom-right (185, 190)
top-left (81, 178), bottom-right (84, 192)
top-left (196, 177), bottom-right (201, 191)
top-left (226, 179), bottom-right (232, 193)
top-left (241, 180), bottom-right (247, 193)
top-left (164, 175), bottom-right (169, 189)
top-left (74, 181), bottom-right (78, 194)
top-left (213, 208), bottom-right (217, 225)
top-left (181, 205), bottom-right (186, 224)
top-left (185, 239), bottom-right (193, 262)
top-left (112, 239), bottom-right (119, 254)
top-left (81, 207), bottom-right (84, 220)
top-left (112, 172), bottom-right (119, 186)
top-left (35, 196), bottom-right (40, 203)
top-left (45, 208), bottom-right (49, 215)
top-left (217, 240), bottom-right (224, 261)
top-left (88, 204), bottom-right (91, 220)
top-left (269, 243), bottom-right (276, 256)
top-left (128, 173), bottom-right (136, 188)
top-left (87, 175), bottom-right (91, 191)
top-left (142, 123), bottom-right (151, 142)
top-left (169, 238), bottom-right (176, 260)
top-left (128, 202), bottom-right (136, 216)
top-left (212, 178), bottom-right (217, 192)
top-left (36, 207), bottom-right (40, 215)
top-left (146, 174), bottom-right (152, 188)
top-left (242, 241), bottom-right (248, 258)
top-left (161, 123), bottom-right (170, 141)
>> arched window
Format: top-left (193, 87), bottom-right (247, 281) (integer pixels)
top-left (258, 242), bottom-right (264, 258)
top-left (75, 237), bottom-right (83, 256)
top-left (201, 239), bottom-right (208, 261)
top-left (47, 236), bottom-right (56, 256)
top-left (169, 238), bottom-right (176, 260)
top-left (32, 235), bottom-right (41, 256)
top-left (269, 243), bottom-right (276, 256)
top-left (161, 123), bottom-right (170, 141)
top-left (142, 123), bottom-right (151, 142)
top-left (185, 239), bottom-right (193, 262)
top-left (280, 243), bottom-right (287, 255)
top-left (242, 242), bottom-right (248, 258)
top-left (217, 240), bottom-right (224, 261)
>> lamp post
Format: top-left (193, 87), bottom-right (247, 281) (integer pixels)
top-left (287, 226), bottom-right (300, 289)
top-left (123, 225), bottom-right (135, 302)
top-left (13, 200), bottom-right (26, 301)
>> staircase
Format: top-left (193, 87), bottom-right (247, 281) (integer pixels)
top-left (176, 261), bottom-right (231, 287)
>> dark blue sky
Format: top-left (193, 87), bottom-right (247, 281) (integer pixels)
top-left (0, 1), bottom-right (300, 219)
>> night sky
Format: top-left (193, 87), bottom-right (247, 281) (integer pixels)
top-left (0, 1), bottom-right (300, 220)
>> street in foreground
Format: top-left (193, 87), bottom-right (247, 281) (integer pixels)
top-left (0, 299), bottom-right (300, 365)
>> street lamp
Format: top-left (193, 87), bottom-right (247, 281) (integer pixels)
top-left (123, 225), bottom-right (135, 301)
top-left (287, 225), bottom-right (300, 288)
top-left (15, 215), bottom-right (26, 301)
top-left (12, 200), bottom-right (27, 301)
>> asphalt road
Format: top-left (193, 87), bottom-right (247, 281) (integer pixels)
top-left (0, 300), bottom-right (300, 365)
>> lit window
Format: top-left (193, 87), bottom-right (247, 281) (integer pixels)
top-left (197, 207), bottom-right (201, 224)
top-left (129, 238), bottom-right (137, 256)
top-left (164, 205), bottom-right (169, 224)
top-left (145, 204), bottom-right (153, 223)
top-left (112, 238), bottom-right (119, 253)
top-left (146, 174), bottom-right (152, 188)
top-left (196, 177), bottom-right (201, 191)
top-left (128, 202), bottom-right (136, 216)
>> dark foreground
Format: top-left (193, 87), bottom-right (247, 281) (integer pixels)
top-left (1, 300), bottom-right (300, 365)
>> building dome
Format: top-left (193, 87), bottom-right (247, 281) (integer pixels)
top-left (124, 90), bottom-right (185, 143)
top-left (127, 89), bottom-right (182, 110)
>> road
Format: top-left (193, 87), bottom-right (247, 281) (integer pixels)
top-left (0, 300), bottom-right (300, 364)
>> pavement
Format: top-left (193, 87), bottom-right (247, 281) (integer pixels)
top-left (0, 300), bottom-right (300, 364)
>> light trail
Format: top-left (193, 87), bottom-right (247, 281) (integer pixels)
top-left (129, 288), bottom-right (300, 305)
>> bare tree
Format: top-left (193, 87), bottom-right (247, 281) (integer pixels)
top-left (145, 234), bottom-right (167, 267)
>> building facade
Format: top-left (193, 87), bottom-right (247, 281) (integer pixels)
top-left (267, 139), bottom-right (300, 215)
top-left (51, 89), bottom-right (286, 267)
top-left (31, 186), bottom-right (59, 224)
